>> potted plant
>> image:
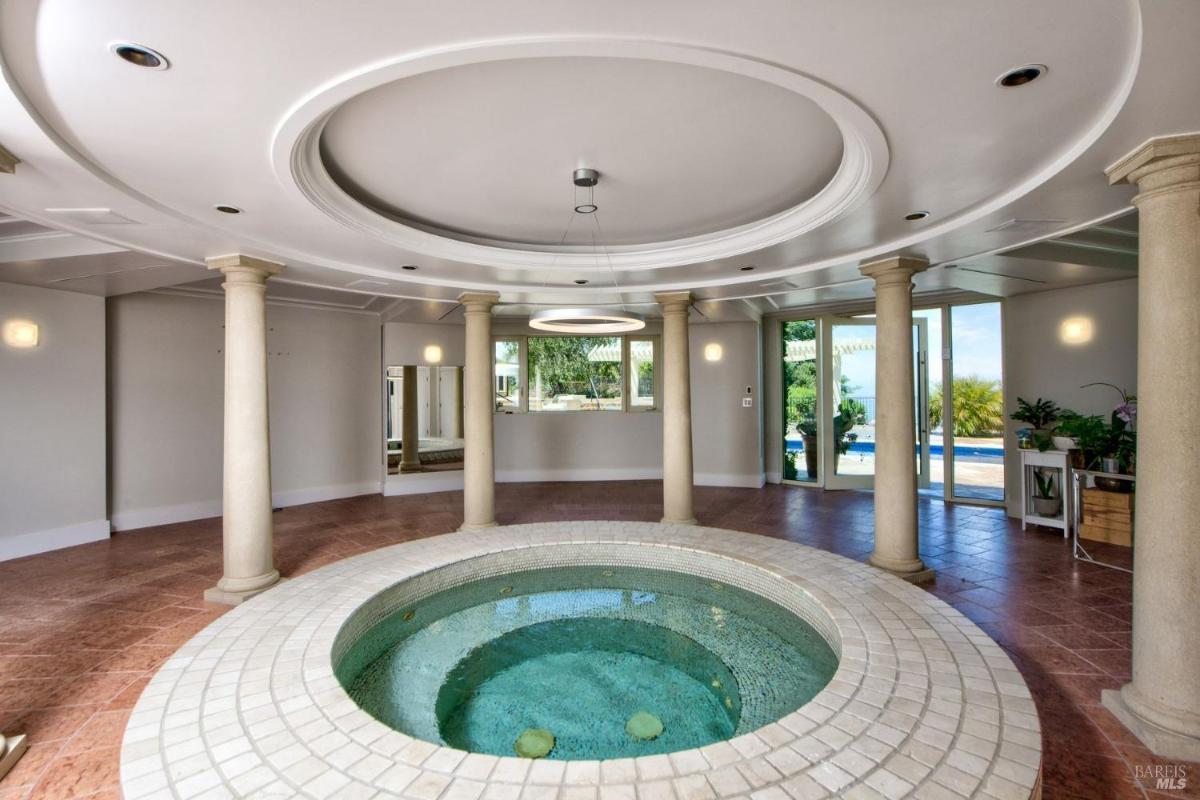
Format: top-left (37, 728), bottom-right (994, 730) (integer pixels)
top-left (833, 397), bottom-right (867, 472)
top-left (1078, 383), bottom-right (1137, 489)
top-left (794, 394), bottom-right (819, 478)
top-left (1011, 397), bottom-right (1060, 451)
top-left (1031, 467), bottom-right (1062, 518)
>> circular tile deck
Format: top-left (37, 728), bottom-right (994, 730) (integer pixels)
top-left (120, 522), bottom-right (1042, 799)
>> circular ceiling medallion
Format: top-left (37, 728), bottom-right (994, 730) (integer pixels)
top-left (273, 39), bottom-right (889, 273)
top-left (319, 57), bottom-right (843, 246)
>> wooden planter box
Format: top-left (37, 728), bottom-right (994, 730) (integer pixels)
top-left (1080, 487), bottom-right (1134, 546)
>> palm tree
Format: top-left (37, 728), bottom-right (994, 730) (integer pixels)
top-left (930, 376), bottom-right (1003, 437)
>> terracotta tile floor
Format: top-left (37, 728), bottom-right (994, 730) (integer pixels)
top-left (0, 482), bottom-right (1193, 799)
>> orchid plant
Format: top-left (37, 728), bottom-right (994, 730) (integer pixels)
top-left (1059, 383), bottom-right (1137, 473)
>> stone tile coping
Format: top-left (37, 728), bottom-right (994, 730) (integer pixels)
top-left (120, 522), bottom-right (1042, 799)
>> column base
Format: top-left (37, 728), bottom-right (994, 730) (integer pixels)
top-left (399, 464), bottom-right (423, 474)
top-left (204, 572), bottom-right (283, 606)
top-left (459, 521), bottom-right (498, 532)
top-left (0, 733), bottom-right (28, 781)
top-left (661, 517), bottom-right (698, 526)
top-left (869, 554), bottom-right (936, 584)
top-left (1103, 686), bottom-right (1200, 761)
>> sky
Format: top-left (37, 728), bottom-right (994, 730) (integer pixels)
top-left (837, 302), bottom-right (1003, 398)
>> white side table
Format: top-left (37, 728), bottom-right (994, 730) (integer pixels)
top-left (1019, 448), bottom-right (1073, 537)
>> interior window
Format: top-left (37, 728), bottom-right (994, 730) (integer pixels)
top-left (527, 336), bottom-right (623, 411)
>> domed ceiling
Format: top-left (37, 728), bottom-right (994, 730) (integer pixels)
top-left (0, 0), bottom-right (1190, 311)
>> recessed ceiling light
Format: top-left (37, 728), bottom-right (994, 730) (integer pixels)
top-left (574, 279), bottom-right (589, 285)
top-left (739, 266), bottom-right (755, 271)
top-left (401, 265), bottom-right (418, 271)
top-left (997, 64), bottom-right (1046, 88)
top-left (905, 211), bottom-right (930, 221)
top-left (110, 42), bottom-right (169, 70)
top-left (214, 204), bottom-right (242, 214)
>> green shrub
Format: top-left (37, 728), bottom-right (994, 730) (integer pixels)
top-left (930, 376), bottom-right (1004, 437)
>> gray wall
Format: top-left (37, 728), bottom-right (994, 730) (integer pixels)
top-left (108, 292), bottom-right (382, 530)
top-left (0, 282), bottom-right (108, 559)
top-left (383, 317), bottom-right (765, 486)
top-left (383, 321), bottom-right (466, 367)
top-left (690, 321), bottom-right (764, 485)
top-left (1001, 279), bottom-right (1138, 515)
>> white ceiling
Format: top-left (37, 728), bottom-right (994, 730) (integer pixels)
top-left (321, 57), bottom-right (843, 247)
top-left (0, 0), bottom-right (1190, 317)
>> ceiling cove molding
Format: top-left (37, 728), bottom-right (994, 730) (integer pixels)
top-left (271, 37), bottom-right (890, 274)
top-left (149, 285), bottom-right (383, 316)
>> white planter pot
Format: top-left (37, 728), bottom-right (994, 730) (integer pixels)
top-left (1032, 496), bottom-right (1062, 518)
top-left (1052, 436), bottom-right (1077, 451)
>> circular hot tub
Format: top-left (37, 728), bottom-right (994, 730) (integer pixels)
top-left (121, 522), bottom-right (1043, 799)
top-left (334, 561), bottom-right (838, 760)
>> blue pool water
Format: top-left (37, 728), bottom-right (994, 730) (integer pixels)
top-left (786, 440), bottom-right (1004, 461)
top-left (337, 566), bottom-right (837, 760)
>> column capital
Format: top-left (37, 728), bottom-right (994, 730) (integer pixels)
top-left (859, 256), bottom-right (928, 285)
top-left (0, 143), bottom-right (19, 174)
top-left (1107, 132), bottom-right (1200, 187)
top-left (206, 254), bottom-right (285, 281)
top-left (654, 291), bottom-right (692, 312)
top-left (458, 291), bottom-right (501, 312)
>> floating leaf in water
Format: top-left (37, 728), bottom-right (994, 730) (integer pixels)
top-left (515, 728), bottom-right (555, 758)
top-left (625, 711), bottom-right (664, 741)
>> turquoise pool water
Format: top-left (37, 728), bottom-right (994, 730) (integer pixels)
top-left (336, 566), bottom-right (837, 760)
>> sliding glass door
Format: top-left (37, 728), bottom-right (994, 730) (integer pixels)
top-left (782, 316), bottom-right (929, 492)
top-left (946, 302), bottom-right (1005, 502)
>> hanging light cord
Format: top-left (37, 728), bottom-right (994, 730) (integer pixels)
top-left (589, 209), bottom-right (628, 313)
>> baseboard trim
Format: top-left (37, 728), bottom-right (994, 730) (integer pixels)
top-left (695, 472), bottom-right (767, 489)
top-left (497, 468), bottom-right (662, 483)
top-left (383, 472), bottom-right (465, 496)
top-left (271, 482), bottom-right (381, 509)
top-left (111, 499), bottom-right (222, 532)
top-left (0, 519), bottom-right (110, 562)
top-left (111, 481), bottom-right (382, 532)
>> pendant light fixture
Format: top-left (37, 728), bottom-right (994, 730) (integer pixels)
top-left (528, 168), bottom-right (646, 334)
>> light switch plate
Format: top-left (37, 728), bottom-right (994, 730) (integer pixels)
top-left (742, 398), bottom-right (753, 407)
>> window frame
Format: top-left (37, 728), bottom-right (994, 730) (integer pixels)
top-left (492, 333), bottom-right (660, 414)
top-left (492, 336), bottom-right (526, 414)
top-left (624, 334), bottom-right (660, 412)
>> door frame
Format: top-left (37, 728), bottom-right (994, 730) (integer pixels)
top-left (819, 315), bottom-right (929, 491)
top-left (775, 299), bottom-right (1006, 507)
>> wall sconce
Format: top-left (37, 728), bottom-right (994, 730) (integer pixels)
top-left (1059, 316), bottom-right (1094, 345)
top-left (703, 343), bottom-right (723, 362)
top-left (2, 319), bottom-right (39, 348)
top-left (423, 344), bottom-right (443, 363)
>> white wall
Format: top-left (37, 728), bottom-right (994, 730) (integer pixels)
top-left (0, 282), bottom-right (108, 560)
top-left (690, 321), bottom-right (764, 486)
top-left (108, 292), bottom-right (382, 530)
top-left (1002, 279), bottom-right (1138, 515)
top-left (383, 321), bottom-right (465, 367)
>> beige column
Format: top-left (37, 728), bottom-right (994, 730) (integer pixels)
top-left (0, 141), bottom-right (26, 783)
top-left (452, 366), bottom-right (465, 439)
top-left (0, 731), bottom-right (28, 782)
top-left (399, 365), bottom-right (421, 473)
top-left (460, 292), bottom-right (500, 531)
top-left (655, 291), bottom-right (696, 525)
top-left (1102, 133), bottom-right (1200, 760)
top-left (860, 257), bottom-right (933, 583)
top-left (204, 255), bottom-right (284, 606)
